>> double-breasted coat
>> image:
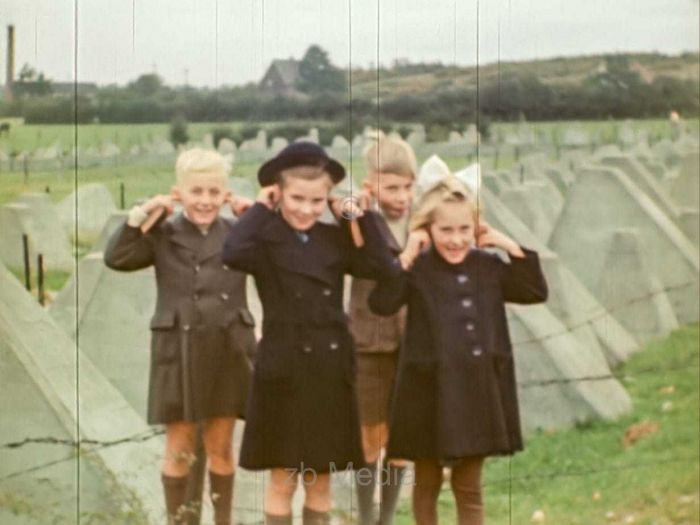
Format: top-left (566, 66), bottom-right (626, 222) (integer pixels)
top-left (104, 213), bottom-right (256, 424)
top-left (369, 246), bottom-right (548, 462)
top-left (221, 202), bottom-right (398, 472)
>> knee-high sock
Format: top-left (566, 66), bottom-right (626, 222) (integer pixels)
top-left (355, 460), bottom-right (378, 524)
top-left (379, 462), bottom-right (406, 525)
top-left (412, 460), bottom-right (443, 525)
top-left (162, 474), bottom-right (189, 524)
top-left (209, 471), bottom-right (234, 525)
top-left (265, 512), bottom-right (293, 525)
top-left (302, 506), bottom-right (331, 524)
top-left (450, 457), bottom-right (485, 525)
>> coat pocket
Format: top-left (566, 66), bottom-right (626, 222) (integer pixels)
top-left (231, 310), bottom-right (257, 362)
top-left (150, 312), bottom-right (179, 365)
top-left (491, 351), bottom-right (515, 377)
top-left (252, 338), bottom-right (296, 391)
top-left (150, 311), bottom-right (176, 330)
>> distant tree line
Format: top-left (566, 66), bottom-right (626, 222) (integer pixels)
top-left (1, 56), bottom-right (697, 133)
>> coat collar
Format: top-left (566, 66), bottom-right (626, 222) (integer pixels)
top-left (260, 212), bottom-right (341, 285)
top-left (169, 213), bottom-right (227, 260)
top-left (374, 215), bottom-right (403, 254)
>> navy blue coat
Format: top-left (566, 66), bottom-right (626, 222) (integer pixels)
top-left (369, 247), bottom-right (547, 462)
top-left (222, 203), bottom-right (398, 471)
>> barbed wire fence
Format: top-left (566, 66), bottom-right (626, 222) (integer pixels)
top-left (0, 262), bottom-right (697, 522)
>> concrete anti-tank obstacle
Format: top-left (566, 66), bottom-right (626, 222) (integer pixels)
top-left (668, 150), bottom-right (700, 210)
top-left (498, 186), bottom-right (554, 245)
top-left (507, 301), bottom-right (632, 432)
top-left (0, 196), bottom-right (74, 272)
top-left (482, 186), bottom-right (639, 365)
top-left (598, 154), bottom-right (684, 224)
top-left (0, 262), bottom-right (162, 523)
top-left (549, 164), bottom-right (699, 326)
top-left (56, 183), bottom-right (117, 244)
top-left (595, 229), bottom-right (679, 343)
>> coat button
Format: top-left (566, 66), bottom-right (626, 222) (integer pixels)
top-left (457, 274), bottom-right (469, 284)
top-left (220, 292), bottom-right (229, 301)
top-left (302, 345), bottom-right (313, 354)
top-left (295, 291), bottom-right (302, 299)
top-left (192, 293), bottom-right (199, 301)
top-left (462, 298), bottom-right (473, 308)
top-left (466, 322), bottom-right (476, 331)
top-left (472, 347), bottom-right (483, 356)
top-left (329, 341), bottom-right (339, 350)
top-left (194, 265), bottom-right (201, 272)
top-left (222, 264), bottom-right (230, 271)
top-left (183, 324), bottom-right (191, 332)
top-left (322, 289), bottom-right (332, 296)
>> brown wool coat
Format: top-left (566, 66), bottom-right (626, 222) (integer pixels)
top-left (348, 217), bottom-right (406, 354)
top-left (104, 214), bottom-right (255, 424)
top-left (369, 247), bottom-right (548, 462)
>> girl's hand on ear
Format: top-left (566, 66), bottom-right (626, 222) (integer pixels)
top-left (399, 229), bottom-right (430, 270)
top-left (329, 196), bottom-right (364, 221)
top-left (476, 222), bottom-right (524, 257)
top-left (257, 185), bottom-right (280, 209)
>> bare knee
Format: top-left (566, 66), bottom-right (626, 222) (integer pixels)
top-left (269, 469), bottom-right (299, 499)
top-left (204, 418), bottom-right (235, 473)
top-left (163, 422), bottom-right (197, 476)
top-left (303, 472), bottom-right (331, 512)
top-left (361, 423), bottom-right (388, 463)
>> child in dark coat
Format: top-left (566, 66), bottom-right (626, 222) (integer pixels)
top-left (222, 142), bottom-right (399, 525)
top-left (369, 177), bottom-right (548, 525)
top-left (104, 148), bottom-right (255, 524)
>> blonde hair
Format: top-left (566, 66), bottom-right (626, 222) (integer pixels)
top-left (175, 148), bottom-right (230, 183)
top-left (410, 176), bottom-right (481, 232)
top-left (363, 132), bottom-right (417, 180)
top-left (279, 164), bottom-right (334, 189)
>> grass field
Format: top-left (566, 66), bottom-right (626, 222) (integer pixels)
top-left (1, 118), bottom-right (697, 154)
top-left (392, 324), bottom-right (700, 525)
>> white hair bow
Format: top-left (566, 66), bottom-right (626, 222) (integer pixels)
top-left (417, 154), bottom-right (481, 195)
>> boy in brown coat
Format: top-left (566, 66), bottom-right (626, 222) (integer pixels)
top-left (349, 134), bottom-right (417, 524)
top-left (104, 148), bottom-right (255, 524)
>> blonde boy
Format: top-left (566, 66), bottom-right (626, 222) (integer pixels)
top-left (104, 148), bottom-right (255, 525)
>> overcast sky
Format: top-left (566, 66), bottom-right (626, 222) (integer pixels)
top-left (1, 0), bottom-right (698, 87)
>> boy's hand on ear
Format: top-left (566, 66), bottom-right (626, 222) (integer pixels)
top-left (399, 229), bottom-right (430, 270)
top-left (257, 185), bottom-right (280, 209)
top-left (476, 222), bottom-right (524, 257)
top-left (358, 187), bottom-right (373, 211)
top-left (141, 194), bottom-right (175, 216)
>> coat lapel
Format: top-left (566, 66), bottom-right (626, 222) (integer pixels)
top-left (168, 214), bottom-right (226, 261)
top-left (375, 215), bottom-right (403, 254)
top-left (261, 214), bottom-right (340, 285)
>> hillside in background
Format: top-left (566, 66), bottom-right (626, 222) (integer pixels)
top-left (349, 52), bottom-right (700, 98)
